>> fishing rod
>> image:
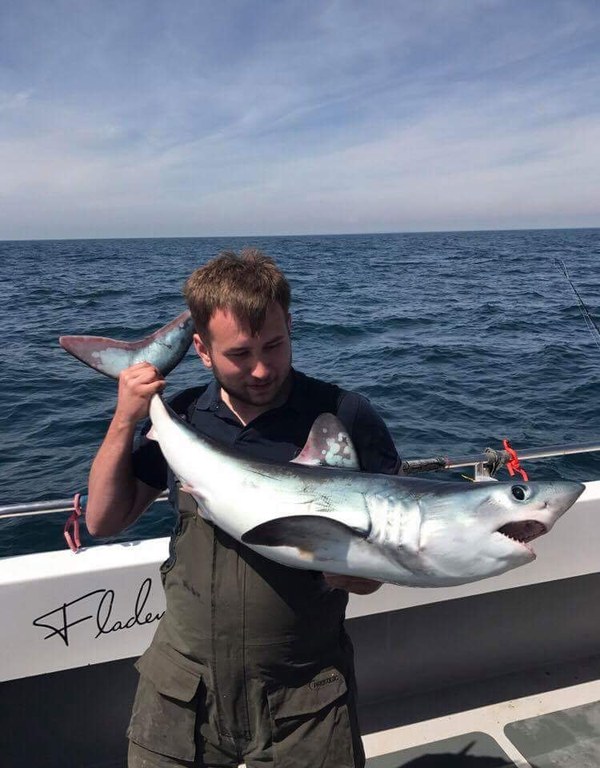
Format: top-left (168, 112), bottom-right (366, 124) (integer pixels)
top-left (2, 440), bottom-right (599, 519)
top-left (556, 258), bottom-right (600, 351)
top-left (401, 260), bottom-right (600, 478)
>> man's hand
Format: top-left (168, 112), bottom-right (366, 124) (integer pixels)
top-left (114, 362), bottom-right (166, 425)
top-left (323, 573), bottom-right (383, 594)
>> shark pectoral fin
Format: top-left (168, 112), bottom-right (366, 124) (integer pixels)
top-left (291, 413), bottom-right (361, 470)
top-left (241, 515), bottom-right (368, 561)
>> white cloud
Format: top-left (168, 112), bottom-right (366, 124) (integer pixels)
top-left (0, 0), bottom-right (598, 238)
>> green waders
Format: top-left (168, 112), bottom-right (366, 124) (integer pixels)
top-left (127, 491), bottom-right (365, 768)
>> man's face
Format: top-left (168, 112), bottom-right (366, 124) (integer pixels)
top-left (193, 303), bottom-right (292, 408)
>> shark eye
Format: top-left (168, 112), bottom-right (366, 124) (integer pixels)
top-left (511, 485), bottom-right (530, 501)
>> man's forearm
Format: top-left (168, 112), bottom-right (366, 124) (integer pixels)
top-left (86, 362), bottom-right (166, 537)
top-left (86, 416), bottom-right (144, 537)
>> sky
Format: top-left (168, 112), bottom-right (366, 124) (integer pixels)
top-left (1, 0), bottom-right (599, 239)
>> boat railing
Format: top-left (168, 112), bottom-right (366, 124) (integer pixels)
top-left (0, 492), bottom-right (169, 519)
top-left (400, 439), bottom-right (600, 477)
top-left (1, 439), bottom-right (599, 520)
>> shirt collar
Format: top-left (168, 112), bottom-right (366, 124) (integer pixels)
top-left (195, 378), bottom-right (222, 412)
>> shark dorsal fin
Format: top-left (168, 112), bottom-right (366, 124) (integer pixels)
top-left (291, 413), bottom-right (360, 470)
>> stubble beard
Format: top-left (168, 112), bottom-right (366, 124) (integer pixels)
top-left (212, 352), bottom-right (293, 409)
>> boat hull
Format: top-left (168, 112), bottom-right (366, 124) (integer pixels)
top-left (2, 481), bottom-right (600, 766)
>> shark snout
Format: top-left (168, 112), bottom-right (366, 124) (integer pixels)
top-left (547, 480), bottom-right (585, 519)
top-left (493, 479), bottom-right (584, 557)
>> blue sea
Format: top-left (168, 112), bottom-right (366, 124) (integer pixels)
top-left (1, 230), bottom-right (599, 558)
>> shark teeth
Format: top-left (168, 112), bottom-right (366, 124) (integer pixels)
top-left (497, 520), bottom-right (548, 545)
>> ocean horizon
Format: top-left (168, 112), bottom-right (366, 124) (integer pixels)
top-left (3, 225), bottom-right (599, 243)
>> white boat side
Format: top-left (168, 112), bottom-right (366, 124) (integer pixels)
top-left (2, 480), bottom-right (599, 683)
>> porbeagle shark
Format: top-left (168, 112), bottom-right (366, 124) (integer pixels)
top-left (60, 314), bottom-right (584, 587)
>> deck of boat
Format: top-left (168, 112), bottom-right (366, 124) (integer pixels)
top-left (363, 653), bottom-right (600, 766)
top-left (3, 638), bottom-right (600, 766)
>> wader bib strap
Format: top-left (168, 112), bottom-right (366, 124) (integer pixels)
top-left (177, 486), bottom-right (198, 515)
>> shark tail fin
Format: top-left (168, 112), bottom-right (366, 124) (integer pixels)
top-left (59, 310), bottom-right (194, 379)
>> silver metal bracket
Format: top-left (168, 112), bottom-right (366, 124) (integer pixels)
top-left (473, 461), bottom-right (499, 482)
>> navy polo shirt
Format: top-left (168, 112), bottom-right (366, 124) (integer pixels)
top-left (132, 369), bottom-right (400, 491)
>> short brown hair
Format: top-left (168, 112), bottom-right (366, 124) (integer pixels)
top-left (183, 248), bottom-right (291, 338)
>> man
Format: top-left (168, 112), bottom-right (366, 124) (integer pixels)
top-left (86, 249), bottom-right (401, 768)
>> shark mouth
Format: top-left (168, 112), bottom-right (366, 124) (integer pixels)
top-left (497, 520), bottom-right (548, 546)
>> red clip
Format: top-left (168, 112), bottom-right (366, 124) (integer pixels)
top-left (503, 439), bottom-right (529, 482)
top-left (64, 493), bottom-right (83, 553)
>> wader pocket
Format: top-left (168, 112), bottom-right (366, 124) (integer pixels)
top-left (267, 667), bottom-right (361, 768)
top-left (127, 644), bottom-right (205, 762)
